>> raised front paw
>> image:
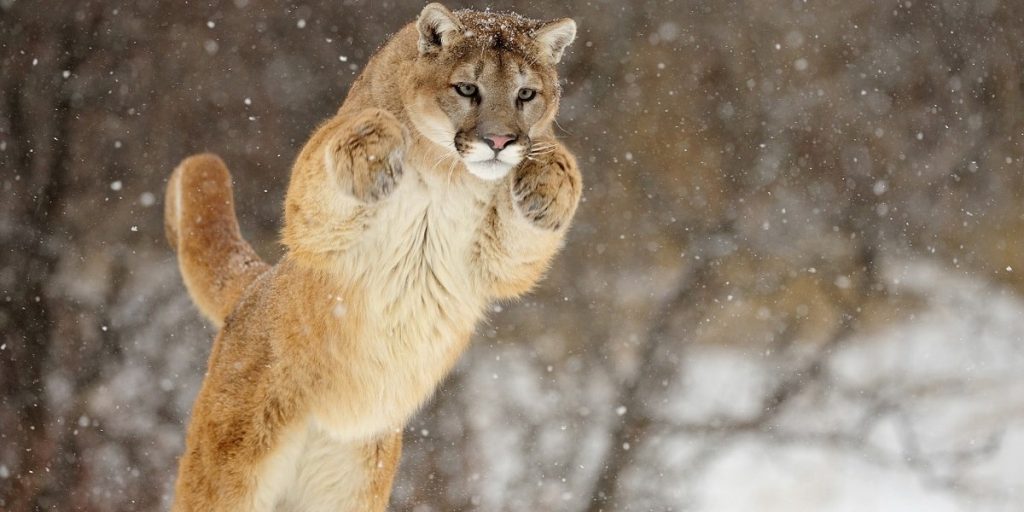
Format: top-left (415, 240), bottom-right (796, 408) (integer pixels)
top-left (512, 144), bottom-right (582, 230)
top-left (328, 109), bottom-right (407, 202)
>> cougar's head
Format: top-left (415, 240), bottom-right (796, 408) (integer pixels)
top-left (404, 3), bottom-right (576, 180)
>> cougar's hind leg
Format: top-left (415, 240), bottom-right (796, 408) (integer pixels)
top-left (280, 429), bottom-right (403, 512)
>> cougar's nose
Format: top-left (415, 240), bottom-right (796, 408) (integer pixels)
top-left (482, 134), bottom-right (517, 151)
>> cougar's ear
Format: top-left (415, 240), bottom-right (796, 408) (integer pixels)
top-left (417, 3), bottom-right (462, 55)
top-left (534, 18), bottom-right (577, 64)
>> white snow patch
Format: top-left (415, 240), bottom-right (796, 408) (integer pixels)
top-left (694, 439), bottom-right (963, 512)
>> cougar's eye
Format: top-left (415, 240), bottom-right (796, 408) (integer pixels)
top-left (454, 83), bottom-right (478, 97)
top-left (517, 88), bottom-right (537, 101)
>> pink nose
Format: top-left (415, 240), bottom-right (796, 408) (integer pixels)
top-left (483, 134), bottom-right (517, 151)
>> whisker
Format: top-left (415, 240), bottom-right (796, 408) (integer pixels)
top-left (446, 156), bottom-right (460, 189)
top-left (553, 118), bottom-right (573, 136)
top-left (430, 150), bottom-right (457, 174)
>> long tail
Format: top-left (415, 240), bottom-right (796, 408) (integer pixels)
top-left (165, 153), bottom-right (269, 327)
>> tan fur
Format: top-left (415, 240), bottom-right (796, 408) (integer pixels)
top-left (164, 154), bottom-right (269, 328)
top-left (166, 4), bottom-right (581, 510)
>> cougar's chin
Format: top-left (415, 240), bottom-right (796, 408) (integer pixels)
top-left (462, 141), bottom-right (523, 181)
top-left (465, 159), bottom-right (515, 180)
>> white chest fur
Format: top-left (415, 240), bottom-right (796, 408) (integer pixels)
top-left (312, 161), bottom-right (500, 440)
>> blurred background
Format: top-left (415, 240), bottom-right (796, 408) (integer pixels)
top-left (2, 0), bottom-right (1023, 510)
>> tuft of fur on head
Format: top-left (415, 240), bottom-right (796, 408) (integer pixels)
top-left (403, 3), bottom-right (577, 181)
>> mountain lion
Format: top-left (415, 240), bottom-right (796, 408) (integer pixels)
top-left (164, 4), bottom-right (581, 510)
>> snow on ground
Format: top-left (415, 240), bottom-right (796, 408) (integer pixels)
top-left (648, 262), bottom-right (1024, 511)
top-left (396, 260), bottom-right (1024, 511)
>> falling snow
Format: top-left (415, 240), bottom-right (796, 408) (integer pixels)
top-left (2, 2), bottom-right (1023, 512)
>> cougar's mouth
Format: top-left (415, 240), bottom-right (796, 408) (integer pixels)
top-left (463, 158), bottom-right (516, 181)
top-left (458, 136), bottom-right (525, 181)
